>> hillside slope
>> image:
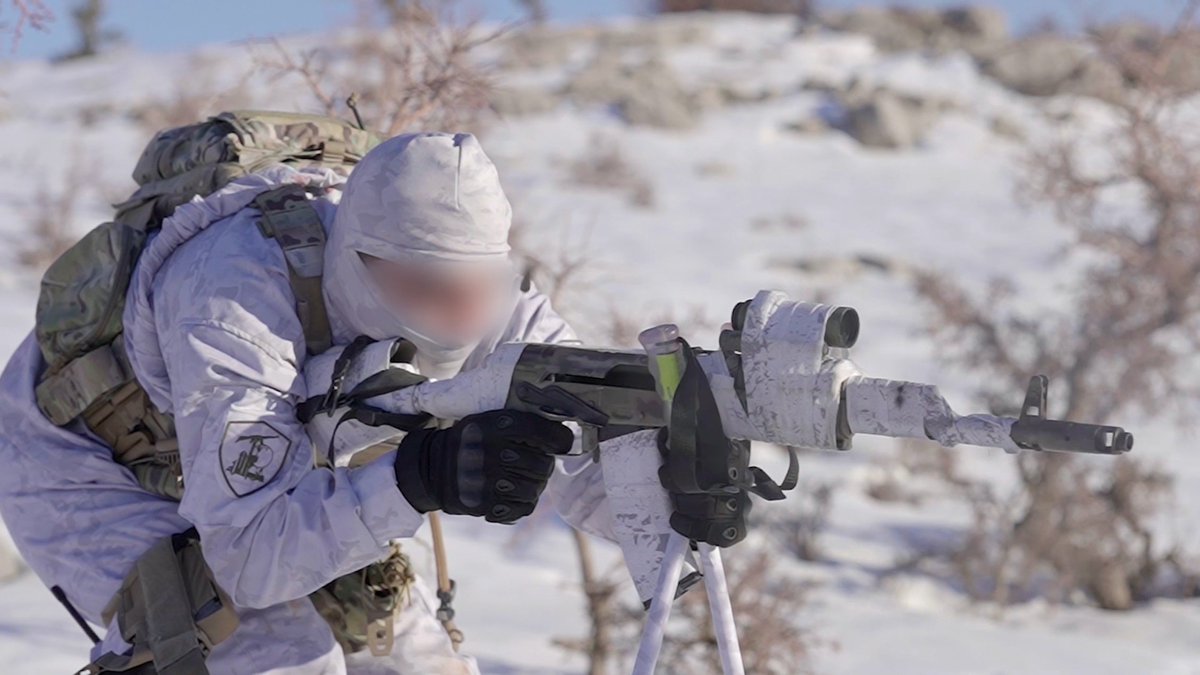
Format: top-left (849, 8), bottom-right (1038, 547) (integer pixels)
top-left (0, 12), bottom-right (1197, 674)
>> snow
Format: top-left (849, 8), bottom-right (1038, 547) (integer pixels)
top-left (0, 11), bottom-right (1198, 675)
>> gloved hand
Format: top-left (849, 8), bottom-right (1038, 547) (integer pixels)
top-left (302, 337), bottom-right (428, 467)
top-left (394, 410), bottom-right (575, 523)
top-left (656, 428), bottom-right (752, 547)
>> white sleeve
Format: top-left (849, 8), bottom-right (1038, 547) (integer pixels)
top-left (164, 320), bottom-right (424, 609)
top-left (502, 285), bottom-right (617, 542)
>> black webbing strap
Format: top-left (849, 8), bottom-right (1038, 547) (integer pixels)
top-left (296, 336), bottom-right (376, 423)
top-left (335, 405), bottom-right (431, 431)
top-left (294, 336), bottom-right (433, 464)
top-left (663, 340), bottom-right (797, 501)
top-left (661, 340), bottom-right (745, 495)
top-left (254, 184), bottom-right (333, 357)
top-left (747, 451), bottom-right (799, 501)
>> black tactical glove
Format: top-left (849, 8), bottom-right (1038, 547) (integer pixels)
top-left (657, 427), bottom-right (752, 547)
top-left (394, 410), bottom-right (574, 524)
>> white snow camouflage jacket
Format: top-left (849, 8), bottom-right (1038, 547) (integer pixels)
top-left (0, 163), bottom-right (611, 674)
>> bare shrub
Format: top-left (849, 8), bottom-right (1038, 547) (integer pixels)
top-left (566, 134), bottom-right (656, 209)
top-left (261, 0), bottom-right (501, 135)
top-left (509, 210), bottom-right (624, 672)
top-left (865, 439), bottom-right (973, 507)
top-left (552, 531), bottom-right (622, 675)
top-left (655, 0), bottom-right (815, 17)
top-left (1086, 8), bottom-right (1200, 97)
top-left (605, 548), bottom-right (821, 674)
top-left (564, 52), bottom-right (701, 130)
top-left (910, 9), bottom-right (1200, 610)
top-left (508, 210), bottom-right (597, 311)
top-left (56, 0), bottom-right (121, 61)
top-left (1, 0), bottom-right (52, 49)
top-left (15, 153), bottom-right (92, 270)
top-left (602, 301), bottom-right (714, 350)
top-left (757, 477), bottom-right (835, 561)
top-left (516, 0), bottom-right (548, 25)
top-left (129, 55), bottom-right (257, 133)
top-left (751, 212), bottom-right (809, 232)
top-left (931, 457), bottom-right (1179, 608)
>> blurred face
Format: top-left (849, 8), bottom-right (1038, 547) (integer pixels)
top-left (359, 253), bottom-right (514, 345)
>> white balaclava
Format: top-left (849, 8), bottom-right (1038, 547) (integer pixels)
top-left (324, 132), bottom-right (515, 378)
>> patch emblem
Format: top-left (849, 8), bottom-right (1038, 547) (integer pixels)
top-left (219, 421), bottom-right (291, 497)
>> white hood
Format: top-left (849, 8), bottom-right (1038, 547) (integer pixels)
top-left (324, 132), bottom-right (515, 377)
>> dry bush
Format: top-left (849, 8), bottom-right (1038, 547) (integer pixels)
top-left (603, 548), bottom-right (821, 675)
top-left (261, 0), bottom-right (501, 135)
top-left (551, 531), bottom-right (623, 675)
top-left (516, 0), bottom-right (548, 25)
top-left (15, 153), bottom-right (91, 270)
top-left (129, 54), bottom-right (257, 133)
top-left (56, 0), bottom-right (121, 61)
top-left (910, 9), bottom-right (1200, 610)
top-left (864, 438), bottom-right (966, 506)
top-left (507, 210), bottom-right (599, 322)
top-left (751, 212), bottom-right (809, 232)
top-left (509, 216), bottom-right (591, 304)
top-left (654, 0), bottom-right (815, 17)
top-left (1086, 8), bottom-right (1200, 97)
top-left (756, 477), bottom-right (834, 561)
top-left (945, 459), bottom-right (1180, 607)
top-left (509, 211), bottom-right (622, 673)
top-left (1, 0), bottom-right (52, 48)
top-left (602, 302), bottom-right (714, 349)
top-left (567, 134), bottom-right (656, 209)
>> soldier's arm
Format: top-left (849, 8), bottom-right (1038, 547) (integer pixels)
top-left (499, 285), bottom-right (616, 541)
top-left (161, 318), bottom-right (425, 609)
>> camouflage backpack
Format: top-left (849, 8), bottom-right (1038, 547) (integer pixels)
top-left (28, 111), bottom-right (418, 667)
top-left (34, 110), bottom-right (383, 495)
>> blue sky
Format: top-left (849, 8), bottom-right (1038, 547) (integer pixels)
top-left (2, 0), bottom-right (1183, 61)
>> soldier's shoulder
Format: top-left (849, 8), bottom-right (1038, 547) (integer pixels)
top-left (150, 206), bottom-right (294, 328)
top-left (188, 207), bottom-right (286, 269)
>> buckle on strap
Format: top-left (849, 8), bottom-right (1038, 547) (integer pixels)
top-left (254, 184), bottom-right (325, 278)
top-left (253, 184), bottom-right (333, 355)
top-left (322, 336), bottom-right (375, 416)
top-left (37, 339), bottom-right (133, 426)
top-left (319, 139), bottom-right (347, 164)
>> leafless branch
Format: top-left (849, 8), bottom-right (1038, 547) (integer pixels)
top-left (260, 0), bottom-right (504, 135)
top-left (2, 0), bottom-right (53, 50)
top-left (908, 7), bottom-right (1200, 610)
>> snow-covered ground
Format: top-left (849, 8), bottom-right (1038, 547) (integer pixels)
top-left (0, 12), bottom-right (1197, 675)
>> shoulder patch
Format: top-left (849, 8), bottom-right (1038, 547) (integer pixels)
top-left (219, 420), bottom-right (292, 497)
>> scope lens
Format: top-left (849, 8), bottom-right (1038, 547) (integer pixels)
top-left (825, 307), bottom-right (860, 348)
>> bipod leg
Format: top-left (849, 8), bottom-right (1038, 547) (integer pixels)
top-left (697, 543), bottom-right (745, 675)
top-left (632, 532), bottom-right (690, 675)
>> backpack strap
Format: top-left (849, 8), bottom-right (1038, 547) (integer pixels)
top-left (36, 337), bottom-right (133, 426)
top-left (253, 184), bottom-right (334, 356)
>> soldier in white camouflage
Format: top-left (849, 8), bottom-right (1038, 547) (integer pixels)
top-left (0, 130), bottom-right (611, 674)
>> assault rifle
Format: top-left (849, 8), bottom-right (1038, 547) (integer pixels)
top-left (346, 290), bottom-right (1132, 675)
